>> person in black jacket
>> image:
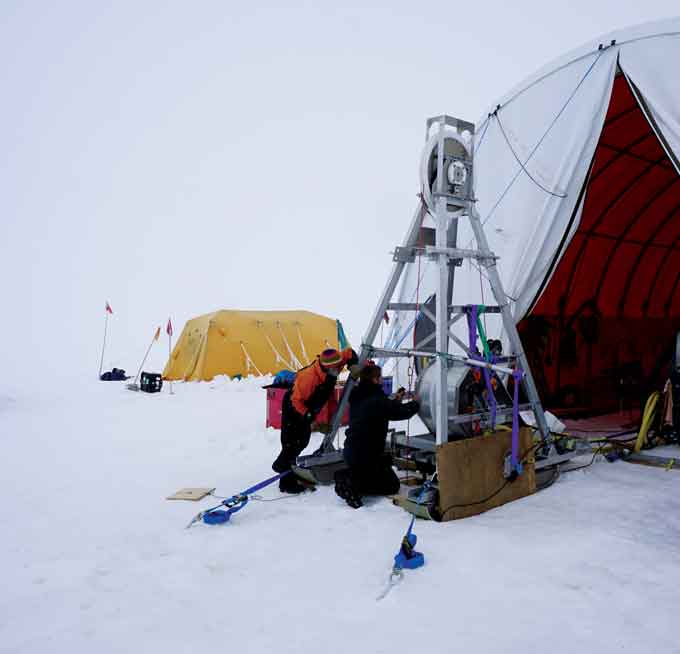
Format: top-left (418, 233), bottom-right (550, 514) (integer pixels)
top-left (334, 363), bottom-right (419, 508)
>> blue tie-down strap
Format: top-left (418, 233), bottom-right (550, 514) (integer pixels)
top-left (394, 533), bottom-right (425, 571)
top-left (185, 472), bottom-right (288, 528)
top-left (202, 496), bottom-right (249, 525)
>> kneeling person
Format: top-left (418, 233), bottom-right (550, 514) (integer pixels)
top-left (336, 363), bottom-right (419, 508)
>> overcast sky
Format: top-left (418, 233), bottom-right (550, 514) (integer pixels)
top-left (2, 1), bottom-right (678, 386)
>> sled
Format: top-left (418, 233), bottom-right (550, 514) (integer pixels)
top-left (294, 450), bottom-right (347, 484)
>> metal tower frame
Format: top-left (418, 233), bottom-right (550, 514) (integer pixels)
top-left (300, 115), bottom-right (560, 473)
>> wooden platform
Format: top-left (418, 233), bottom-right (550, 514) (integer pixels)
top-left (436, 427), bottom-right (536, 521)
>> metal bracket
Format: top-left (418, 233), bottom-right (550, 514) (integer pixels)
top-left (392, 246), bottom-right (416, 263)
top-left (425, 245), bottom-right (498, 263)
top-left (426, 115), bottom-right (475, 134)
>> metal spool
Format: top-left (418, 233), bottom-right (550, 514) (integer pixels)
top-left (415, 361), bottom-right (469, 437)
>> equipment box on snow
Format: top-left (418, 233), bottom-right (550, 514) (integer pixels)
top-left (140, 372), bottom-right (163, 393)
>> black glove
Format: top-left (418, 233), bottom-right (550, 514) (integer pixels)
top-left (348, 364), bottom-right (361, 380)
top-left (347, 349), bottom-right (359, 367)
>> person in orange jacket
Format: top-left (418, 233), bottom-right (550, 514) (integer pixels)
top-left (273, 347), bottom-right (357, 493)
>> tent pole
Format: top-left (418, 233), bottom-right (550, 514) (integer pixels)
top-left (168, 331), bottom-right (174, 395)
top-left (98, 312), bottom-right (109, 379)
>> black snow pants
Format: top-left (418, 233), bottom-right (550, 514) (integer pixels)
top-left (346, 454), bottom-right (400, 497)
top-left (272, 390), bottom-right (311, 489)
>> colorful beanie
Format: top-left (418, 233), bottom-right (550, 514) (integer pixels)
top-left (319, 348), bottom-right (342, 367)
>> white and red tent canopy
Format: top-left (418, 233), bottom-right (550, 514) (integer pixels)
top-left (388, 19), bottom-right (680, 408)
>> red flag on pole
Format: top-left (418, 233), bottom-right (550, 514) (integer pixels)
top-left (166, 318), bottom-right (173, 337)
top-left (153, 326), bottom-right (161, 341)
top-left (106, 302), bottom-right (113, 314)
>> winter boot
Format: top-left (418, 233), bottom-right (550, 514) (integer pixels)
top-left (334, 469), bottom-right (363, 509)
top-left (272, 453), bottom-right (293, 474)
top-left (279, 473), bottom-right (306, 494)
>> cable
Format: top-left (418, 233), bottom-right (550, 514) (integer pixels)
top-left (439, 436), bottom-right (608, 518)
top-left (634, 392), bottom-right (660, 453)
top-left (439, 479), bottom-right (512, 517)
top-left (458, 48), bottom-right (609, 261)
top-left (479, 267), bottom-right (488, 334)
top-left (562, 427), bottom-right (637, 435)
top-left (466, 256), bottom-right (519, 303)
top-left (481, 50), bottom-right (604, 228)
top-left (559, 444), bottom-right (607, 473)
top-left (250, 494), bottom-right (300, 502)
top-left (438, 440), bottom-right (544, 518)
top-left (402, 199), bottom-right (429, 483)
top-left (210, 491), bottom-right (299, 502)
top-left (536, 465), bottom-right (560, 491)
top-left (494, 114), bottom-right (567, 198)
top-left (484, 35), bottom-right (679, 115)
top-left (474, 115), bottom-right (492, 155)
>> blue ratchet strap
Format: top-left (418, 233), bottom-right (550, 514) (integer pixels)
top-left (186, 472), bottom-right (290, 528)
top-left (393, 482), bottom-right (429, 572)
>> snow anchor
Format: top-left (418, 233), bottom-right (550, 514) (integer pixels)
top-left (377, 481), bottom-right (429, 600)
top-left (185, 472), bottom-right (290, 528)
top-left (394, 533), bottom-right (424, 571)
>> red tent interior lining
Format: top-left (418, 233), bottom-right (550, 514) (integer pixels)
top-left (519, 70), bottom-right (680, 412)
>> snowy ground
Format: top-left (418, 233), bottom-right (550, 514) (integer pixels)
top-left (2, 377), bottom-right (680, 654)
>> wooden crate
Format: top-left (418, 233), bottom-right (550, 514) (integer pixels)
top-left (436, 427), bottom-right (535, 521)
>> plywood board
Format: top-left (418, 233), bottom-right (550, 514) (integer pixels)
top-left (436, 428), bottom-right (535, 521)
top-left (166, 487), bottom-right (215, 501)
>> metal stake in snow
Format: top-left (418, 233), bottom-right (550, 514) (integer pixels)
top-left (98, 302), bottom-right (113, 379)
top-left (127, 326), bottom-right (161, 391)
top-left (377, 481), bottom-right (429, 601)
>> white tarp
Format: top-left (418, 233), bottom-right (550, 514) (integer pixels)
top-left (470, 47), bottom-right (617, 321)
top-left (384, 18), bottom-right (680, 374)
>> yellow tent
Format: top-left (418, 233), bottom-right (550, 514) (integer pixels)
top-left (163, 310), bottom-right (343, 381)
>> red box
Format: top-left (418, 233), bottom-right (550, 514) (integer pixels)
top-left (266, 386), bottom-right (349, 429)
top-left (266, 388), bottom-right (287, 429)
